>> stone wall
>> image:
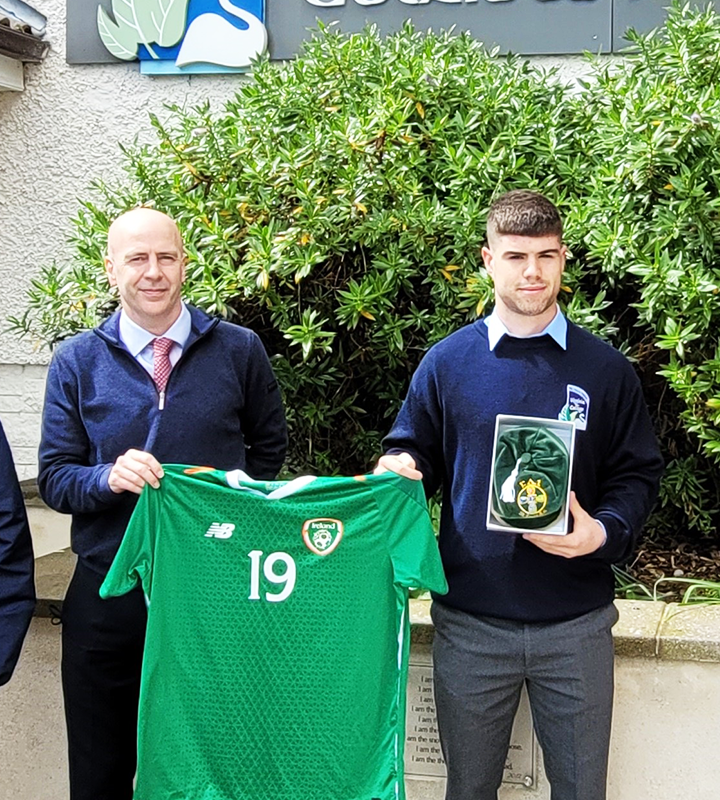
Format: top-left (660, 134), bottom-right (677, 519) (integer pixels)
top-left (0, 364), bottom-right (47, 481)
top-left (3, 596), bottom-right (719, 800)
top-left (405, 600), bottom-right (720, 800)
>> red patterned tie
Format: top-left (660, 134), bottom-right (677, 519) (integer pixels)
top-left (153, 337), bottom-right (174, 394)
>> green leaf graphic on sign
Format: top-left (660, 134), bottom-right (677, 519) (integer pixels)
top-left (97, 0), bottom-right (190, 60)
top-left (135, 0), bottom-right (189, 48)
top-left (97, 4), bottom-right (139, 60)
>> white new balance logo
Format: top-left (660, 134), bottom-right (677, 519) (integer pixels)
top-left (204, 522), bottom-right (235, 539)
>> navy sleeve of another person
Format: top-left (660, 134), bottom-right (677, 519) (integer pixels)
top-left (0, 420), bottom-right (35, 686)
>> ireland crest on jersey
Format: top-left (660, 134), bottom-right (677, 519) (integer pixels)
top-left (302, 519), bottom-right (343, 556)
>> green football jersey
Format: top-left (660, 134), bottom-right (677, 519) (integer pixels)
top-left (101, 467), bottom-right (447, 800)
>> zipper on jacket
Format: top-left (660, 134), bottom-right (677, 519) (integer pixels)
top-left (152, 326), bottom-right (215, 412)
top-left (102, 314), bottom-right (219, 415)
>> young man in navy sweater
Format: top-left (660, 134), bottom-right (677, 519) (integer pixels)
top-left (39, 208), bottom-right (287, 800)
top-left (378, 190), bottom-right (663, 800)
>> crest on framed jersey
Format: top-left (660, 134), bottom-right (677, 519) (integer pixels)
top-left (302, 518), bottom-right (343, 556)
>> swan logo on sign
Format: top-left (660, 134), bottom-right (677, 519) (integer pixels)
top-left (97, 0), bottom-right (266, 74)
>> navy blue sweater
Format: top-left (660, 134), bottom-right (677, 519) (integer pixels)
top-left (38, 306), bottom-right (287, 574)
top-left (383, 319), bottom-right (664, 622)
top-left (0, 420), bottom-right (35, 686)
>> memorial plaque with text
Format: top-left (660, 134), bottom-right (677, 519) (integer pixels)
top-left (405, 648), bottom-right (536, 787)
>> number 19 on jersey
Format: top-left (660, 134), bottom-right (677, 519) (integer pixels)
top-left (247, 550), bottom-right (296, 602)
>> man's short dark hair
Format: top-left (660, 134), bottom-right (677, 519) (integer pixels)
top-left (486, 190), bottom-right (563, 242)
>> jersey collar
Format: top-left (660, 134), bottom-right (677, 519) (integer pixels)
top-left (225, 470), bottom-right (318, 499)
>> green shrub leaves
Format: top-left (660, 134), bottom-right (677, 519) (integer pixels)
top-left (13, 4), bottom-right (720, 537)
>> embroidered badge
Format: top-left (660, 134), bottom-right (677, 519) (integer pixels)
top-left (517, 478), bottom-right (548, 517)
top-left (559, 384), bottom-right (590, 431)
top-left (302, 518), bottom-right (343, 556)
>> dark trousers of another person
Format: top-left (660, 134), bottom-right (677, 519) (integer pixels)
top-left (61, 559), bottom-right (147, 800)
top-left (432, 601), bottom-right (618, 800)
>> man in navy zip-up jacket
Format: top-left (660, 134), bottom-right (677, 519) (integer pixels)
top-left (378, 191), bottom-right (663, 800)
top-left (39, 208), bottom-right (287, 800)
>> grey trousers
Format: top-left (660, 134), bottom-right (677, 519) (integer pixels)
top-left (431, 601), bottom-right (619, 800)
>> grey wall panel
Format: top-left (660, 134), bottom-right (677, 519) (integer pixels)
top-left (67, 0), bottom-right (123, 64)
top-left (613, 0), bottom-right (720, 52)
top-left (68, 0), bottom-right (613, 65)
top-left (268, 0), bottom-right (612, 59)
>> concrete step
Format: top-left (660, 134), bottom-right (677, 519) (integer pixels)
top-left (34, 548), bottom-right (74, 617)
top-left (23, 484), bottom-right (74, 614)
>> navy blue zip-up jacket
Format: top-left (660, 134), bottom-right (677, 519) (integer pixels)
top-left (38, 306), bottom-right (287, 575)
top-left (0, 419), bottom-right (35, 686)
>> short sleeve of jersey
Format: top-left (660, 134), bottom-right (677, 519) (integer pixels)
top-left (374, 474), bottom-right (448, 595)
top-left (100, 484), bottom-right (159, 601)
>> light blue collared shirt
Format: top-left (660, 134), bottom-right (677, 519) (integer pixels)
top-left (118, 303), bottom-right (192, 378)
top-left (484, 306), bottom-right (567, 351)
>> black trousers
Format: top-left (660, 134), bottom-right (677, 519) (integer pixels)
top-left (61, 559), bottom-right (147, 800)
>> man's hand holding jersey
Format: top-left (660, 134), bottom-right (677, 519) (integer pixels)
top-left (108, 449), bottom-right (165, 495)
top-left (374, 452), bottom-right (423, 481)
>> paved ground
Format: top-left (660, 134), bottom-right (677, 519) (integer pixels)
top-left (0, 545), bottom-right (73, 800)
top-left (0, 617), bottom-right (68, 800)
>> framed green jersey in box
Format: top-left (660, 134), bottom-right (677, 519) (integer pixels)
top-left (101, 467), bottom-right (447, 800)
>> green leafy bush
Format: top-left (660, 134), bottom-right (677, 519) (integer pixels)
top-left (12, 4), bottom-right (720, 539)
top-left (573, 2), bottom-right (720, 538)
top-left (14, 23), bottom-right (598, 474)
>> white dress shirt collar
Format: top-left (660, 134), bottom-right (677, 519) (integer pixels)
top-left (118, 303), bottom-right (192, 357)
top-left (484, 306), bottom-right (567, 352)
